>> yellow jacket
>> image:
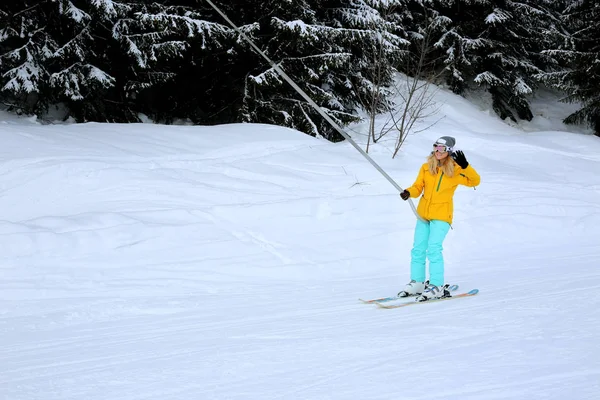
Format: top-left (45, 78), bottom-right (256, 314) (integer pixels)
top-left (406, 163), bottom-right (480, 224)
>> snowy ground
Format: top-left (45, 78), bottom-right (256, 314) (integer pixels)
top-left (1, 88), bottom-right (600, 400)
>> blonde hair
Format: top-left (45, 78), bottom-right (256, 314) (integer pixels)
top-left (427, 152), bottom-right (455, 177)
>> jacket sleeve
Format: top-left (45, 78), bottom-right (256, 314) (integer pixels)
top-left (457, 165), bottom-right (480, 187)
top-left (406, 166), bottom-right (426, 197)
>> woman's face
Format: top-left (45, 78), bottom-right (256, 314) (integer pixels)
top-left (433, 144), bottom-right (449, 160)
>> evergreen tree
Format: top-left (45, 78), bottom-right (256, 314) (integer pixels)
top-left (0, 0), bottom-right (142, 121)
top-left (0, 1), bottom-right (57, 115)
top-left (51, 0), bottom-right (137, 122)
top-left (473, 1), bottom-right (566, 122)
top-left (113, 1), bottom-right (234, 124)
top-left (540, 0), bottom-right (600, 135)
top-left (221, 0), bottom-right (363, 141)
top-left (0, 1), bottom-right (237, 123)
top-left (325, 0), bottom-right (410, 145)
top-left (325, 0), bottom-right (409, 114)
top-left (407, 0), bottom-right (490, 94)
top-left (409, 0), bottom-right (566, 122)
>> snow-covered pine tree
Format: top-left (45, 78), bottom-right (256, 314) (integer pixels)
top-left (0, 0), bottom-right (139, 121)
top-left (472, 1), bottom-right (566, 122)
top-left (0, 1), bottom-right (57, 115)
top-left (112, 1), bottom-right (233, 124)
top-left (539, 0), bottom-right (600, 135)
top-left (409, 0), bottom-right (566, 122)
top-left (49, 0), bottom-right (135, 122)
top-left (1, 1), bottom-right (235, 123)
top-left (213, 0), bottom-right (359, 141)
top-left (324, 0), bottom-right (409, 145)
top-left (407, 0), bottom-right (489, 95)
top-left (326, 0), bottom-right (409, 113)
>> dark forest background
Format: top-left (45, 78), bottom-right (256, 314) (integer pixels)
top-left (1, 1), bottom-right (598, 140)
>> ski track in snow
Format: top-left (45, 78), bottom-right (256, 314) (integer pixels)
top-left (1, 113), bottom-right (600, 399)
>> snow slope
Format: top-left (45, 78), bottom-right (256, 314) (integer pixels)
top-left (1, 88), bottom-right (600, 400)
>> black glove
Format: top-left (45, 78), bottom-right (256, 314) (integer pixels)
top-left (400, 190), bottom-right (410, 200)
top-left (451, 150), bottom-right (469, 169)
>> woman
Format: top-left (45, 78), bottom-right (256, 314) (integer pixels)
top-left (399, 136), bottom-right (480, 301)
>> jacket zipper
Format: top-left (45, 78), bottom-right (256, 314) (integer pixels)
top-left (436, 172), bottom-right (444, 191)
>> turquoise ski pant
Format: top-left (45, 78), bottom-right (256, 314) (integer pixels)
top-left (410, 219), bottom-right (451, 286)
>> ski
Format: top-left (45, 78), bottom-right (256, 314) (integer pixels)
top-left (375, 289), bottom-right (479, 309)
top-left (359, 284), bottom-right (459, 304)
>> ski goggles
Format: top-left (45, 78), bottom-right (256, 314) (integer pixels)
top-left (433, 144), bottom-right (448, 152)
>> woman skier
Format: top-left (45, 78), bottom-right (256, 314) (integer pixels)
top-left (399, 136), bottom-right (480, 301)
